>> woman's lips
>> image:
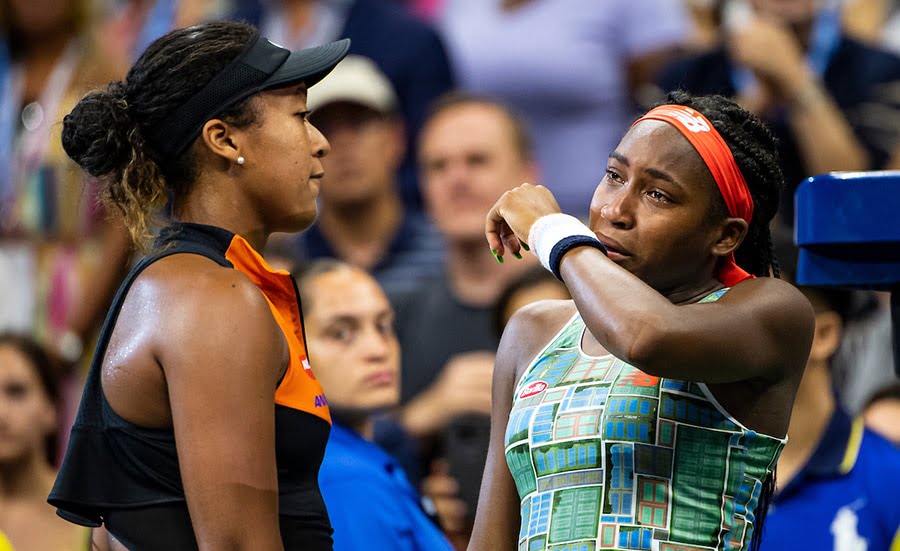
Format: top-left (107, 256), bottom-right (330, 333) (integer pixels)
top-left (605, 248), bottom-right (629, 261)
top-left (595, 233), bottom-right (632, 259)
top-left (365, 370), bottom-right (396, 386)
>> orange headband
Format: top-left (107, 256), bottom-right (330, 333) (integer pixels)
top-left (633, 105), bottom-right (755, 287)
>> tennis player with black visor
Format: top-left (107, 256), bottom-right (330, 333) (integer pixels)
top-left (49, 22), bottom-right (349, 550)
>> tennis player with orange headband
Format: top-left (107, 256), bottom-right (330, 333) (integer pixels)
top-left (469, 92), bottom-right (815, 551)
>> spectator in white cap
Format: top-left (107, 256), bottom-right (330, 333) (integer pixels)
top-left (275, 55), bottom-right (444, 301)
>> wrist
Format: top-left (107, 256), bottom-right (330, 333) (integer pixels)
top-left (528, 214), bottom-right (607, 280)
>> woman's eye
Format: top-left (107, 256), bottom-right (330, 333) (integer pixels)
top-left (327, 327), bottom-right (352, 341)
top-left (605, 169), bottom-right (623, 183)
top-left (647, 190), bottom-right (670, 202)
top-left (296, 111), bottom-right (310, 121)
top-left (3, 383), bottom-right (27, 400)
top-left (378, 320), bottom-right (395, 337)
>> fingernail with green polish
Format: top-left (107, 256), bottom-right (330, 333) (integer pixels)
top-left (513, 251), bottom-right (522, 260)
top-left (519, 240), bottom-right (530, 251)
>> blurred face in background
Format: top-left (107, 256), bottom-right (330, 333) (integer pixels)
top-left (420, 102), bottom-right (537, 244)
top-left (303, 268), bottom-right (400, 414)
top-left (0, 344), bottom-right (55, 464)
top-left (312, 101), bottom-right (405, 208)
top-left (750, 0), bottom-right (819, 25)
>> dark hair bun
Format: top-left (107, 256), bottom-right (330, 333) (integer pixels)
top-left (61, 82), bottom-right (136, 178)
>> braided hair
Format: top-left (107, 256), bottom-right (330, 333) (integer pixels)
top-left (659, 91), bottom-right (784, 280)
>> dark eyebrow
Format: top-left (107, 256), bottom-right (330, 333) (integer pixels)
top-left (609, 151), bottom-right (629, 166)
top-left (325, 309), bottom-right (393, 324)
top-left (645, 167), bottom-right (683, 189)
top-left (610, 150), bottom-right (683, 189)
top-left (323, 314), bottom-right (358, 325)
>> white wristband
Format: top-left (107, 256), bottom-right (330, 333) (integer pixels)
top-left (528, 213), bottom-right (598, 273)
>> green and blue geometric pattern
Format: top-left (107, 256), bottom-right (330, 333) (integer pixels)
top-left (505, 296), bottom-right (784, 551)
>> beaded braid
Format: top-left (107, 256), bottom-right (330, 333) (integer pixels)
top-left (660, 91), bottom-right (785, 279)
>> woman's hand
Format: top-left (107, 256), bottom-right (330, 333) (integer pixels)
top-left (422, 460), bottom-right (469, 539)
top-left (485, 183), bottom-right (561, 260)
top-left (727, 16), bottom-right (809, 100)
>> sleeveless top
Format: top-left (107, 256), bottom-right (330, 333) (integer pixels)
top-left (48, 223), bottom-right (333, 550)
top-left (505, 290), bottom-right (786, 551)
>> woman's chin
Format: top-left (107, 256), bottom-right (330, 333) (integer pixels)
top-left (278, 209), bottom-right (318, 234)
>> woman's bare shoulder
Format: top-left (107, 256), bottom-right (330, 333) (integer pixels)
top-left (126, 253), bottom-right (281, 362)
top-left (133, 253), bottom-right (265, 308)
top-left (719, 276), bottom-right (815, 327)
top-left (499, 299), bottom-right (578, 383)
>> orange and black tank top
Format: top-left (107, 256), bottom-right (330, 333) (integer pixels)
top-left (49, 223), bottom-right (333, 550)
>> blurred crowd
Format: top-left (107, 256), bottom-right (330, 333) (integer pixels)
top-left (1, 0), bottom-right (899, 550)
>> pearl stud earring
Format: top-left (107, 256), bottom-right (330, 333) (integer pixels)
top-left (237, 156), bottom-right (245, 166)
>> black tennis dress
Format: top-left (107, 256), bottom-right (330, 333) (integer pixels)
top-left (49, 223), bottom-right (333, 550)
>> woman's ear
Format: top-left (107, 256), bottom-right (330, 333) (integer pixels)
top-left (810, 310), bottom-right (843, 363)
top-left (711, 217), bottom-right (749, 259)
top-left (200, 118), bottom-right (242, 165)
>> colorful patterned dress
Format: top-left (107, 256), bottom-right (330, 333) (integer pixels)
top-left (505, 290), bottom-right (785, 551)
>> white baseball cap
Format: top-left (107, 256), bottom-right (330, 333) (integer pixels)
top-left (307, 55), bottom-right (398, 114)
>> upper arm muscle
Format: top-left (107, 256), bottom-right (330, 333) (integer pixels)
top-left (632, 278), bottom-right (815, 384)
top-left (159, 269), bottom-right (286, 550)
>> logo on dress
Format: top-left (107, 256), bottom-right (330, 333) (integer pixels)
top-left (519, 381), bottom-right (547, 399)
top-left (300, 355), bottom-right (317, 380)
top-left (314, 394), bottom-right (328, 408)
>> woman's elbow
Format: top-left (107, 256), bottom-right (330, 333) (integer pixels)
top-left (198, 532), bottom-right (283, 551)
top-left (620, 319), bottom-right (671, 375)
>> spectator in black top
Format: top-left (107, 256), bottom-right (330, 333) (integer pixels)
top-left (657, 0), bottom-right (900, 225)
top-left (393, 92), bottom-right (539, 545)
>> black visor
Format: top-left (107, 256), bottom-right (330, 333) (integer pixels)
top-left (149, 33), bottom-right (350, 160)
